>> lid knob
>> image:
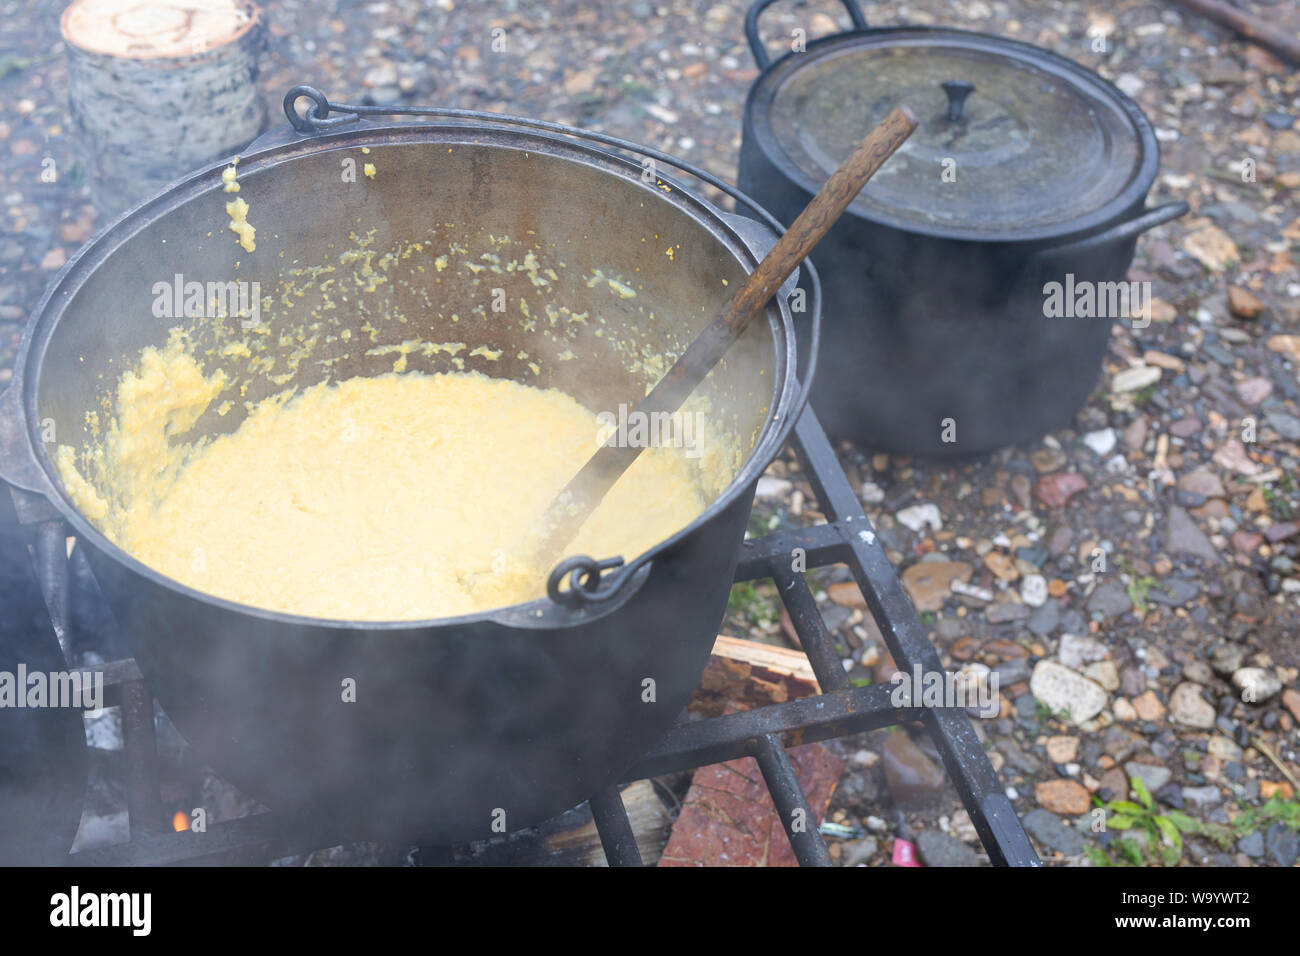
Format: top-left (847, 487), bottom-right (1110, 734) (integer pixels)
top-left (941, 81), bottom-right (975, 122)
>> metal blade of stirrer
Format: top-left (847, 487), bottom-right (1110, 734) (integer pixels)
top-left (535, 104), bottom-right (918, 567)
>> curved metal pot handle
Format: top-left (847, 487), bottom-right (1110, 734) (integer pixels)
top-left (1025, 201), bottom-right (1189, 269)
top-left (745, 0), bottom-right (869, 70)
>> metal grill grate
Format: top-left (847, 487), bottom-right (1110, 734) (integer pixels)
top-left (19, 409), bottom-right (1038, 867)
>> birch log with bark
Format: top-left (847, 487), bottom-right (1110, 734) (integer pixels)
top-left (61, 0), bottom-right (268, 218)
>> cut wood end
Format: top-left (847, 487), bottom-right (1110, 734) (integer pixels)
top-left (62, 0), bottom-right (261, 60)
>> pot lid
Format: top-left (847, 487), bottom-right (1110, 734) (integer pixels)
top-left (751, 29), bottom-right (1156, 241)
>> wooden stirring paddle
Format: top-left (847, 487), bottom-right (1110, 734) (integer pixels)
top-left (536, 105), bottom-right (918, 566)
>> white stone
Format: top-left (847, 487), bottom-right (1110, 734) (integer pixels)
top-left (1112, 365), bottom-right (1162, 393)
top-left (1030, 660), bottom-right (1108, 725)
top-left (1082, 428), bottom-right (1117, 456)
top-left (1058, 633), bottom-right (1110, 670)
top-left (860, 481), bottom-right (885, 504)
top-left (1116, 73), bottom-right (1145, 96)
top-left (755, 476), bottom-right (792, 499)
top-left (896, 503), bottom-right (942, 533)
top-left (1020, 574), bottom-right (1048, 607)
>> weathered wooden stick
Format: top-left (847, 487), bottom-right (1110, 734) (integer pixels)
top-left (1166, 0), bottom-right (1300, 65)
top-left (536, 104), bottom-right (918, 563)
top-left (61, 0), bottom-right (269, 218)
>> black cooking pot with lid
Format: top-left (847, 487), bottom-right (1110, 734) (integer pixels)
top-left (738, 0), bottom-right (1188, 456)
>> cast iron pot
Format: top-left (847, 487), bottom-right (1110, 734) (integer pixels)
top-left (0, 91), bottom-right (818, 846)
top-left (738, 0), bottom-right (1188, 456)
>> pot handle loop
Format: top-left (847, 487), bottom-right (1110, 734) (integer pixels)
top-left (745, 0), bottom-right (869, 70)
top-left (1025, 201), bottom-right (1189, 268)
top-left (546, 554), bottom-right (632, 608)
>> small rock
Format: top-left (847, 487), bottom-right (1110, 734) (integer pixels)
top-left (1169, 683), bottom-right (1216, 729)
top-left (1282, 688), bottom-right (1300, 723)
top-left (1030, 660), bottom-right (1108, 725)
top-left (1035, 473), bottom-right (1088, 508)
top-left (1146, 578), bottom-right (1199, 606)
top-left (1226, 285), bottom-right (1264, 319)
top-left (1167, 506), bottom-right (1221, 565)
top-left (1099, 767), bottom-right (1130, 801)
top-left (1027, 601), bottom-right (1060, 635)
top-left (1182, 224), bottom-right (1238, 271)
top-left (756, 476), bottom-right (793, 499)
top-left (1132, 690), bottom-right (1166, 722)
top-left (1058, 634), bottom-right (1109, 671)
top-left (1124, 762), bottom-right (1172, 793)
top-left (1237, 830), bottom-right (1265, 859)
top-left (1232, 667), bottom-right (1282, 702)
top-left (1210, 644), bottom-right (1246, 677)
top-left (1266, 334), bottom-right (1300, 365)
top-left (896, 503), bottom-right (942, 533)
top-left (1030, 447), bottom-right (1069, 473)
top-left (1022, 809), bottom-right (1084, 856)
top-left (1020, 574), bottom-right (1048, 608)
top-left (1087, 581), bottom-right (1133, 619)
top-left (1213, 438), bottom-right (1261, 476)
top-left (1084, 661), bottom-right (1120, 692)
top-left (1124, 415), bottom-right (1149, 451)
top-left (984, 551), bottom-right (1019, 582)
top-left (883, 730), bottom-right (947, 807)
top-left (1113, 697), bottom-right (1138, 721)
top-left (1046, 736), bottom-right (1079, 763)
top-left (1177, 467), bottom-right (1225, 498)
top-left (986, 602), bottom-right (1031, 624)
top-left (1112, 365), bottom-right (1162, 393)
top-left (1035, 779), bottom-right (1091, 815)
top-left (901, 561), bottom-right (971, 612)
top-left (1182, 785), bottom-right (1223, 808)
top-left (916, 830), bottom-right (980, 867)
top-left (840, 836), bottom-right (879, 867)
top-left (1183, 660), bottom-right (1214, 684)
top-left (1207, 736), bottom-right (1243, 762)
top-left (1266, 522), bottom-right (1299, 544)
top-left (1082, 428), bottom-right (1117, 456)
top-left (1266, 823), bottom-right (1299, 867)
top-left (1235, 377), bottom-right (1273, 405)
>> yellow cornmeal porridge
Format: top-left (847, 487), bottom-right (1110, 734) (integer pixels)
top-left (56, 342), bottom-right (719, 621)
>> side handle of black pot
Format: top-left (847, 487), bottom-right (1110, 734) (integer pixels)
top-left (745, 0), bottom-right (870, 69)
top-left (1023, 202), bottom-right (1188, 276)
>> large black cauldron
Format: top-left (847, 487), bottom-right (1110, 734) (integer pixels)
top-left (0, 95), bottom-right (817, 846)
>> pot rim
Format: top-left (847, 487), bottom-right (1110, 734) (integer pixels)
top-left (8, 120), bottom-right (810, 632)
top-left (744, 24), bottom-right (1161, 245)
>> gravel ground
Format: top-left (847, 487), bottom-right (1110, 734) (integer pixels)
top-left (1, 0), bottom-right (1298, 867)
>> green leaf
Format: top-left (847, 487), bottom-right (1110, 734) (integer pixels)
top-left (1131, 775), bottom-right (1154, 810)
top-left (1084, 846), bottom-right (1114, 867)
top-left (1107, 815), bottom-right (1136, 829)
top-left (1107, 801), bottom-right (1145, 815)
top-left (1156, 816), bottom-right (1182, 852)
top-left (1115, 837), bottom-right (1145, 865)
top-left (1165, 811), bottom-right (1200, 833)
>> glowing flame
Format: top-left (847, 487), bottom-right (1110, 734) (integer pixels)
top-left (172, 811), bottom-right (190, 832)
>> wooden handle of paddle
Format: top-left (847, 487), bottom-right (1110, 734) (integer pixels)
top-left (720, 104), bottom-right (918, 335)
top-left (536, 105), bottom-right (918, 564)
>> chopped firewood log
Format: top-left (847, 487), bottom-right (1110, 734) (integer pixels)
top-left (61, 0), bottom-right (268, 216)
top-left (689, 635), bottom-right (820, 718)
